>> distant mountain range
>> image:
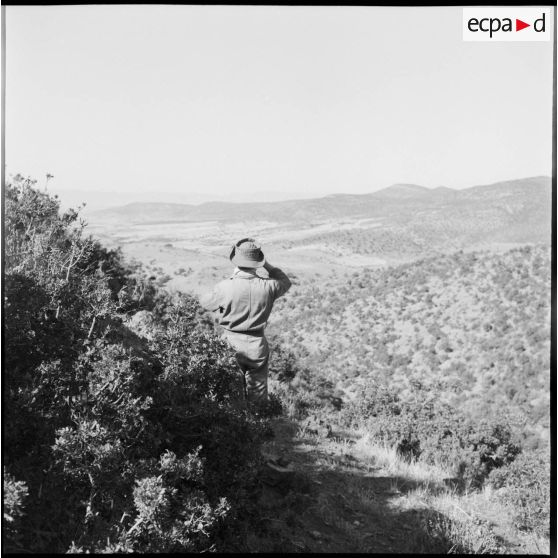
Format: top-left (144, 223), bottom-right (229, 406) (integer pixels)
top-left (88, 177), bottom-right (551, 236)
top-left (51, 188), bottom-right (323, 212)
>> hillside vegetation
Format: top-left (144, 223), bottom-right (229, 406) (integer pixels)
top-left (269, 246), bottom-right (550, 444)
top-left (3, 175), bottom-right (283, 553)
top-left (4, 175), bottom-right (551, 553)
top-left (266, 245), bottom-right (550, 541)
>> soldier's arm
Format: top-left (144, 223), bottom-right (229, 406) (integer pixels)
top-left (264, 261), bottom-right (292, 299)
top-left (199, 282), bottom-right (225, 313)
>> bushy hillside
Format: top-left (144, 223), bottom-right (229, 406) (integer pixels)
top-left (3, 176), bottom-right (280, 553)
top-left (286, 226), bottom-right (429, 259)
top-left (4, 175), bottom-right (551, 551)
top-left (266, 246), bottom-right (550, 538)
top-left (268, 246), bottom-right (551, 448)
top-left (284, 176), bottom-right (550, 258)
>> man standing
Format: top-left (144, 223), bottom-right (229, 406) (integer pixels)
top-left (200, 238), bottom-right (291, 405)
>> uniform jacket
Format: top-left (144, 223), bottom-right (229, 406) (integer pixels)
top-left (200, 266), bottom-right (291, 334)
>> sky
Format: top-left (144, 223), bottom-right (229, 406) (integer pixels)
top-left (5, 5), bottom-right (555, 205)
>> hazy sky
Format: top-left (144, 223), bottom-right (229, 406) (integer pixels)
top-left (5, 5), bottom-right (554, 203)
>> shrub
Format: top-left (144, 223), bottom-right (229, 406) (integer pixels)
top-left (268, 344), bottom-right (300, 382)
top-left (3, 177), bottom-right (271, 552)
top-left (415, 509), bottom-right (504, 554)
top-left (3, 470), bottom-right (29, 552)
top-left (340, 382), bottom-right (521, 488)
top-left (489, 449), bottom-right (550, 537)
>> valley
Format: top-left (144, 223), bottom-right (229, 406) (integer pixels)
top-left (83, 175), bottom-right (552, 448)
top-left (5, 175), bottom-right (552, 553)
top-left (84, 176), bottom-right (551, 297)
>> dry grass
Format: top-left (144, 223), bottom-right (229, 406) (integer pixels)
top-left (337, 433), bottom-right (549, 554)
top-left (258, 406), bottom-right (549, 554)
top-left (352, 433), bottom-right (451, 486)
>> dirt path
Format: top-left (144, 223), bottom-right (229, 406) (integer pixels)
top-left (246, 417), bottom-right (459, 554)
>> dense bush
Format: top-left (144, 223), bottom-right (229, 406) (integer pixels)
top-left (267, 338), bottom-right (340, 420)
top-left (269, 240), bottom-right (550, 531)
top-left (269, 245), bottom-right (551, 449)
top-left (489, 449), bottom-right (550, 537)
top-left (3, 176), bottom-right (271, 552)
top-left (268, 343), bottom-right (300, 383)
top-left (340, 381), bottom-right (522, 488)
top-left (3, 469), bottom-right (29, 552)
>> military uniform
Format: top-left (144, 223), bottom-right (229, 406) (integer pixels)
top-left (200, 265), bottom-right (291, 403)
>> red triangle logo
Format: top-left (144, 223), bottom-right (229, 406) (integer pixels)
top-left (516, 19), bottom-right (530, 31)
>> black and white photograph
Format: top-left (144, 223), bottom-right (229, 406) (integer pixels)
top-left (3, 4), bottom-right (554, 554)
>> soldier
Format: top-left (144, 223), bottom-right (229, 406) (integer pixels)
top-left (200, 238), bottom-right (291, 405)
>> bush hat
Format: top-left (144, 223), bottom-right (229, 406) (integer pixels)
top-left (230, 238), bottom-right (265, 268)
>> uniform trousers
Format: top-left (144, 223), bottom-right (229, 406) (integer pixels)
top-left (222, 329), bottom-right (269, 404)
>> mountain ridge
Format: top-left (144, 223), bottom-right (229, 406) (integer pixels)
top-left (371, 183), bottom-right (430, 198)
top-left (88, 176), bottom-right (551, 225)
